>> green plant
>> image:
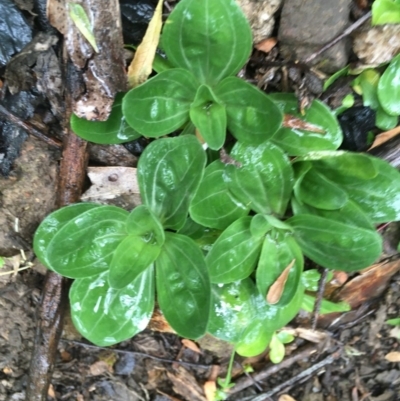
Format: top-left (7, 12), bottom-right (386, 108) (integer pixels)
top-left (34, 0), bottom-right (400, 359)
top-left (372, 0), bottom-right (400, 25)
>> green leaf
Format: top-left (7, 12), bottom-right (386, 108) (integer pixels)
top-left (250, 214), bottom-right (293, 238)
top-left (352, 69), bottom-right (380, 110)
top-left (190, 85), bottom-right (227, 150)
top-left (269, 333), bottom-right (286, 363)
top-left (208, 279), bottom-right (272, 357)
top-left (68, 3), bottom-right (98, 52)
top-left (332, 156), bottom-right (400, 223)
top-left (301, 269), bottom-right (322, 292)
top-left (156, 233), bottom-right (210, 339)
top-left (177, 218), bottom-right (207, 240)
top-left (323, 65), bottom-right (350, 91)
top-left (108, 206), bottom-right (165, 288)
top-left (189, 161), bottom-right (249, 230)
top-left (301, 293), bottom-right (351, 314)
top-left (378, 53), bottom-right (400, 115)
top-left (215, 77), bottom-right (283, 144)
top-left (126, 205), bottom-right (165, 243)
top-left (160, 0), bottom-right (252, 86)
top-left (386, 318), bottom-right (400, 326)
top-left (276, 331), bottom-right (295, 344)
top-left (291, 198), bottom-right (375, 231)
top-left (294, 168), bottom-right (348, 210)
top-left (45, 206), bottom-right (129, 278)
top-left (372, 0), bottom-right (400, 25)
top-left (297, 151), bottom-right (378, 181)
top-left (138, 136), bottom-right (206, 230)
top-left (70, 267), bottom-right (154, 346)
top-left (376, 105), bottom-right (398, 130)
top-left (269, 93), bottom-right (343, 156)
top-left (224, 141), bottom-right (294, 216)
top-left (34, 203), bottom-right (101, 270)
top-left (287, 214), bottom-right (382, 272)
top-left (122, 69), bottom-right (199, 137)
top-left (256, 233), bottom-right (303, 306)
top-left (206, 217), bottom-right (264, 283)
top-left (71, 94), bottom-right (141, 144)
top-left (208, 278), bottom-right (304, 356)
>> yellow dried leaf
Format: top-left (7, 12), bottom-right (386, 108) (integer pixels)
top-left (266, 259), bottom-right (295, 304)
top-left (127, 0), bottom-right (163, 88)
top-left (385, 351), bottom-right (400, 362)
top-left (204, 380), bottom-right (217, 401)
top-left (278, 395), bottom-right (297, 401)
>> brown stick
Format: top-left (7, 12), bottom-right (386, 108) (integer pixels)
top-left (25, 133), bottom-right (88, 401)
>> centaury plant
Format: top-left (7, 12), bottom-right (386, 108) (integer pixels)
top-left (34, 0), bottom-right (400, 372)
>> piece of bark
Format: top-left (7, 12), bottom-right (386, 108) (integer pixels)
top-left (47, 0), bottom-right (126, 120)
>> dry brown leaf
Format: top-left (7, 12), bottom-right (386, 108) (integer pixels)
top-left (334, 259), bottom-right (400, 308)
top-left (278, 395), bottom-right (297, 401)
top-left (89, 360), bottom-right (112, 376)
top-left (208, 364), bottom-right (220, 382)
top-left (204, 381), bottom-right (217, 401)
top-left (255, 37), bottom-right (277, 53)
top-left (368, 126), bottom-right (400, 150)
top-left (182, 339), bottom-right (202, 354)
top-left (127, 0), bottom-right (163, 87)
top-left (266, 259), bottom-right (295, 304)
top-left (167, 366), bottom-right (207, 401)
top-left (283, 114), bottom-right (326, 134)
top-left (385, 351), bottom-right (400, 362)
top-left (48, 384), bottom-right (56, 399)
top-left (77, 394), bottom-right (84, 401)
top-left (295, 328), bottom-right (328, 343)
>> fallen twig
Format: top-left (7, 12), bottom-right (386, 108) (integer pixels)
top-left (311, 268), bottom-right (329, 330)
top-left (248, 348), bottom-right (342, 401)
top-left (303, 11), bottom-right (372, 64)
top-left (228, 344), bottom-right (319, 395)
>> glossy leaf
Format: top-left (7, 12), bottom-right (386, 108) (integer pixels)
top-left (301, 269), bottom-right (322, 292)
top-left (122, 69), bottom-right (199, 137)
top-left (206, 217), bottom-right (264, 283)
top-left (46, 206), bottom-right (129, 278)
top-left (138, 136), bottom-right (206, 230)
top-left (34, 203), bottom-right (101, 270)
top-left (189, 161), bottom-right (249, 230)
top-left (126, 205), bottom-right (165, 244)
top-left (68, 3), bottom-right (98, 52)
top-left (215, 77), bottom-right (283, 144)
top-left (269, 93), bottom-right (342, 156)
top-left (256, 233), bottom-right (303, 306)
top-left (291, 198), bottom-right (375, 230)
top-left (160, 0), bottom-right (252, 86)
top-left (352, 69), bottom-right (380, 110)
top-left (208, 278), bottom-right (304, 356)
top-left (378, 53), bottom-right (400, 115)
top-left (177, 218), bottom-right (207, 240)
top-left (224, 142), bottom-right (294, 216)
top-left (376, 105), bottom-right (398, 130)
top-left (71, 94), bottom-right (141, 144)
top-left (294, 168), bottom-right (348, 210)
top-left (108, 235), bottom-right (161, 289)
top-left (372, 0), bottom-right (400, 25)
top-left (70, 267), bottom-right (154, 346)
top-left (156, 233), bottom-right (210, 339)
top-left (328, 156), bottom-right (400, 223)
top-left (250, 214), bottom-right (293, 239)
top-left (287, 215), bottom-right (382, 271)
top-left (299, 151), bottom-right (378, 181)
top-left (190, 85), bottom-right (227, 150)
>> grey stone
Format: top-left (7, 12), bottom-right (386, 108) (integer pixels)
top-left (278, 0), bottom-right (352, 72)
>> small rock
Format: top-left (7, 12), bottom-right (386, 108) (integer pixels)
top-left (278, 0), bottom-right (352, 72)
top-left (237, 0), bottom-right (283, 43)
top-left (114, 354), bottom-right (136, 376)
top-left (353, 24), bottom-right (400, 65)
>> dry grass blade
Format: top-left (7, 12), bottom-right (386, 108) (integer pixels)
top-left (266, 259), bottom-right (295, 304)
top-left (127, 0), bottom-right (163, 88)
top-left (368, 125), bottom-right (400, 150)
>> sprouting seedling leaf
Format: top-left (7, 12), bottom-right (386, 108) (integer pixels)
top-left (127, 0), bottom-right (163, 88)
top-left (68, 3), bottom-right (99, 52)
top-left (283, 114), bottom-right (326, 134)
top-left (266, 259), bottom-right (295, 304)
